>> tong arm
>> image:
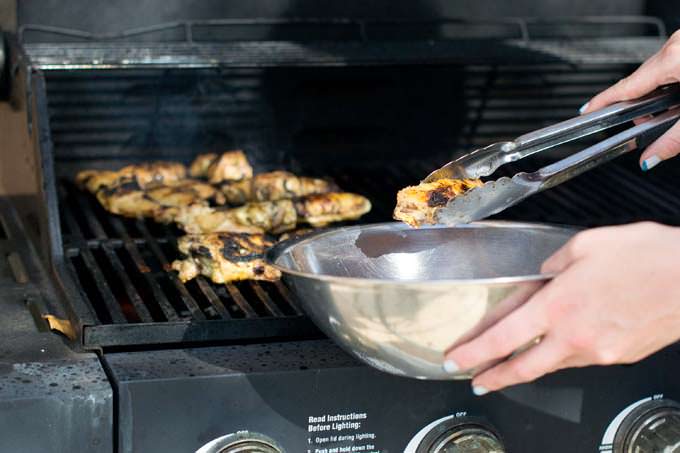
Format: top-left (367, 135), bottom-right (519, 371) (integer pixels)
top-left (530, 107), bottom-right (680, 191)
top-left (424, 84), bottom-right (680, 182)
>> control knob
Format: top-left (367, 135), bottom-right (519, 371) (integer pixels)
top-left (196, 431), bottom-right (282, 453)
top-left (614, 399), bottom-right (680, 453)
top-left (415, 419), bottom-right (505, 453)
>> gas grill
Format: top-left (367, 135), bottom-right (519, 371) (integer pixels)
top-left (4, 2), bottom-right (680, 452)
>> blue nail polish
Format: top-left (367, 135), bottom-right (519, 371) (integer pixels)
top-left (641, 155), bottom-right (661, 172)
top-left (578, 102), bottom-right (590, 115)
top-left (472, 385), bottom-right (489, 396)
top-left (443, 360), bottom-right (459, 374)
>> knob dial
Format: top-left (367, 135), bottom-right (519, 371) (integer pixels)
top-left (416, 420), bottom-right (505, 453)
top-left (196, 432), bottom-right (282, 453)
top-left (431, 427), bottom-right (504, 453)
top-left (217, 439), bottom-right (280, 453)
top-left (614, 399), bottom-right (680, 453)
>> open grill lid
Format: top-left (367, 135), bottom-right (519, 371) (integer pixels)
top-left (16, 15), bottom-right (667, 69)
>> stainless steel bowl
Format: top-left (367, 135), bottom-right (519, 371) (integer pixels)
top-left (267, 221), bottom-right (577, 380)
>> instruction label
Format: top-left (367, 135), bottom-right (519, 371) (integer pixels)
top-left (307, 411), bottom-right (380, 453)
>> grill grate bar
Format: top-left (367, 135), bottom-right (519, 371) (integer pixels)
top-left (273, 281), bottom-right (303, 315)
top-left (249, 282), bottom-right (285, 317)
top-left (119, 241), bottom-right (181, 322)
top-left (64, 250), bottom-right (102, 323)
top-left (78, 247), bottom-right (127, 323)
top-left (100, 244), bottom-right (154, 323)
top-left (134, 219), bottom-right (207, 321)
top-left (104, 214), bottom-right (181, 322)
top-left (224, 283), bottom-right (258, 318)
top-left (194, 277), bottom-right (232, 319)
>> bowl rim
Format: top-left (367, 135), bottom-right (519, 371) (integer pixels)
top-left (266, 220), bottom-right (580, 287)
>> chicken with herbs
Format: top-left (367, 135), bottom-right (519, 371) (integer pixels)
top-left (189, 150), bottom-right (253, 183)
top-left (76, 161), bottom-right (187, 193)
top-left (75, 151), bottom-right (372, 284)
top-left (172, 233), bottom-right (280, 283)
top-left (169, 193), bottom-right (372, 234)
top-left (219, 170), bottom-right (337, 205)
top-left (95, 179), bottom-right (224, 219)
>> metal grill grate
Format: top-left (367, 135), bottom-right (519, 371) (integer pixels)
top-left (58, 180), bottom-right (317, 347)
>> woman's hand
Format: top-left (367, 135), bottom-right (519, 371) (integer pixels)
top-left (581, 31), bottom-right (680, 171)
top-left (443, 222), bottom-right (680, 395)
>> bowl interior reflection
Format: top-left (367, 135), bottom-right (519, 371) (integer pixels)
top-left (273, 222), bottom-right (574, 281)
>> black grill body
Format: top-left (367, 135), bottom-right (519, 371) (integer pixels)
top-left (43, 64), bottom-right (680, 350)
top-left (3, 10), bottom-right (680, 453)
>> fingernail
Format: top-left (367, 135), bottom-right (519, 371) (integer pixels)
top-left (443, 359), bottom-right (459, 374)
top-left (578, 102), bottom-right (590, 115)
top-left (641, 155), bottom-right (662, 171)
top-left (472, 385), bottom-right (489, 396)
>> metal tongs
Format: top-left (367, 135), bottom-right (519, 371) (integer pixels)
top-left (424, 84), bottom-right (680, 224)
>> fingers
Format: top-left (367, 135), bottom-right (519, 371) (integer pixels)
top-left (639, 119), bottom-right (680, 170)
top-left (444, 294), bottom-right (548, 373)
top-left (471, 336), bottom-right (569, 393)
top-left (633, 115), bottom-right (653, 126)
top-left (541, 231), bottom-right (590, 274)
top-left (583, 56), bottom-right (665, 113)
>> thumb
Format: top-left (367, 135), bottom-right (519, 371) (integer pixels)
top-left (640, 119), bottom-right (680, 171)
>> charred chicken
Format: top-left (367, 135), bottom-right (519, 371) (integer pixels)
top-left (393, 178), bottom-right (483, 227)
top-left (172, 233), bottom-right (280, 283)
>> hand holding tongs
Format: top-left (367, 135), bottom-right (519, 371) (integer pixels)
top-left (424, 84), bottom-right (680, 224)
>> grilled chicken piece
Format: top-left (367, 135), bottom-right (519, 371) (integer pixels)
top-left (172, 233), bottom-right (280, 283)
top-left (189, 150), bottom-right (253, 183)
top-left (220, 171), bottom-right (338, 205)
top-left (76, 161), bottom-right (187, 193)
top-left (393, 178), bottom-right (483, 227)
top-left (162, 204), bottom-right (264, 234)
top-left (294, 193), bottom-right (372, 227)
top-left (96, 179), bottom-right (223, 219)
top-left (169, 200), bottom-right (296, 234)
top-left (171, 193), bottom-right (372, 234)
top-left (225, 199), bottom-right (298, 234)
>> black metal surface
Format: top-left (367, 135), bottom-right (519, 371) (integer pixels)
top-left (0, 197), bottom-right (114, 453)
top-left (44, 65), bottom-right (633, 163)
top-left (104, 339), bottom-right (680, 452)
top-left (22, 37), bottom-right (664, 70)
top-left (16, 16), bottom-right (665, 69)
top-left (18, 16), bottom-right (667, 44)
top-left (39, 63), bottom-right (680, 349)
top-left (15, 0), bottom-right (647, 36)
